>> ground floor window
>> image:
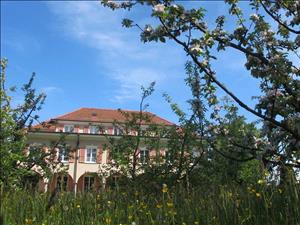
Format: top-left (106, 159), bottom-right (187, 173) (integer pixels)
top-left (84, 176), bottom-right (95, 191)
top-left (56, 175), bottom-right (68, 191)
top-left (140, 149), bottom-right (149, 164)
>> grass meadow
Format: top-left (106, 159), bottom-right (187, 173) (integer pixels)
top-left (1, 181), bottom-right (299, 225)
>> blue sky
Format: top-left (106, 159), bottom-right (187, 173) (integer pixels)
top-left (1, 1), bottom-right (262, 124)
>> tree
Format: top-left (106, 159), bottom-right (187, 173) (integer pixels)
top-left (102, 0), bottom-right (300, 182)
top-left (0, 58), bottom-right (65, 190)
top-left (100, 82), bottom-right (158, 183)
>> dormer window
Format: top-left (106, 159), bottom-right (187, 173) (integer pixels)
top-left (64, 125), bottom-right (74, 133)
top-left (89, 125), bottom-right (99, 134)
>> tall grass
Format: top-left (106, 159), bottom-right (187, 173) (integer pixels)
top-left (1, 182), bottom-right (299, 225)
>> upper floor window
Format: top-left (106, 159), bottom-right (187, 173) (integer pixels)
top-left (140, 148), bottom-right (149, 164)
top-left (89, 125), bottom-right (99, 134)
top-left (86, 146), bottom-right (97, 163)
top-left (113, 126), bottom-right (123, 135)
top-left (64, 125), bottom-right (74, 133)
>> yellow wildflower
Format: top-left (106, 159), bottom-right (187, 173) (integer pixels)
top-left (194, 222), bottom-right (199, 225)
top-left (256, 192), bottom-right (261, 198)
top-left (105, 217), bottom-right (112, 224)
top-left (264, 171), bottom-right (270, 177)
top-left (76, 204), bottom-right (80, 208)
top-left (167, 202), bottom-right (174, 208)
top-left (25, 219), bottom-right (33, 224)
top-left (162, 183), bottom-right (168, 193)
top-left (128, 215), bottom-right (133, 220)
top-left (156, 204), bottom-right (163, 209)
top-left (257, 179), bottom-right (264, 184)
top-left (278, 188), bottom-right (283, 194)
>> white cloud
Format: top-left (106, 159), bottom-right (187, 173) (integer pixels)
top-left (41, 86), bottom-right (63, 95)
top-left (47, 1), bottom-right (184, 102)
top-left (112, 68), bottom-right (164, 102)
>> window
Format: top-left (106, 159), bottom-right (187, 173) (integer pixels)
top-left (86, 147), bottom-right (97, 163)
top-left (113, 126), bottom-right (123, 135)
top-left (84, 176), bottom-right (94, 191)
top-left (89, 125), bottom-right (99, 134)
top-left (58, 147), bottom-right (69, 162)
top-left (140, 149), bottom-right (149, 164)
top-left (64, 125), bottom-right (74, 133)
top-left (56, 175), bottom-right (68, 191)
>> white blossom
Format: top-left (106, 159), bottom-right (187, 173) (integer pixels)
top-left (201, 60), bottom-right (209, 67)
top-left (171, 4), bottom-right (178, 9)
top-left (153, 4), bottom-right (165, 13)
top-left (189, 44), bottom-right (203, 55)
top-left (214, 105), bottom-right (221, 111)
top-left (145, 25), bottom-right (153, 33)
top-left (250, 13), bottom-right (259, 21)
top-left (253, 136), bottom-right (262, 148)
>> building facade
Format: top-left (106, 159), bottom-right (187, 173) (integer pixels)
top-left (27, 108), bottom-right (173, 193)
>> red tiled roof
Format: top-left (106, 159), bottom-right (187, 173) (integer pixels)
top-left (53, 108), bottom-right (173, 125)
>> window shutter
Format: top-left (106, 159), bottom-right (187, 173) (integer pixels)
top-left (74, 125), bottom-right (79, 133)
top-left (83, 126), bottom-right (89, 133)
top-left (149, 149), bottom-right (156, 158)
top-left (106, 150), bottom-right (111, 163)
top-left (79, 149), bottom-right (85, 163)
top-left (96, 149), bottom-right (102, 164)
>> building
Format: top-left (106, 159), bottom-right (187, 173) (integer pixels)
top-left (27, 108), bottom-right (173, 193)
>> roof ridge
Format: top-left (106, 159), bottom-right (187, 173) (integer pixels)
top-left (54, 107), bottom-right (85, 120)
top-left (81, 107), bottom-right (150, 113)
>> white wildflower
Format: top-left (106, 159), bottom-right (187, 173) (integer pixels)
top-left (153, 4), bottom-right (165, 13)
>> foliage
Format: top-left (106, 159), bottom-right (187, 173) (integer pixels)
top-left (101, 0), bottom-right (300, 183)
top-left (0, 58), bottom-right (65, 190)
top-left (100, 82), bottom-right (159, 182)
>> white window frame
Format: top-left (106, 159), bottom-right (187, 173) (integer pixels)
top-left (64, 125), bottom-right (74, 133)
top-left (89, 125), bottom-right (99, 134)
top-left (85, 146), bottom-right (97, 163)
top-left (140, 148), bottom-right (149, 164)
